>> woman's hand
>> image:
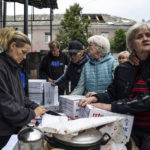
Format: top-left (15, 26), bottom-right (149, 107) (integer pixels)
top-left (92, 103), bottom-right (111, 111)
top-left (86, 92), bottom-right (97, 97)
top-left (78, 97), bottom-right (98, 107)
top-left (47, 77), bottom-right (54, 82)
top-left (34, 106), bottom-right (47, 117)
top-left (129, 52), bottom-right (140, 66)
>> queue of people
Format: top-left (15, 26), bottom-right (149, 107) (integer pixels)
top-left (1, 22), bottom-right (150, 150)
top-left (78, 22), bottom-right (150, 150)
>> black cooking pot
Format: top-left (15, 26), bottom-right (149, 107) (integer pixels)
top-left (45, 128), bottom-right (111, 150)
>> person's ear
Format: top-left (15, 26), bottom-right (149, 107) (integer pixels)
top-left (79, 50), bottom-right (84, 56)
top-left (10, 42), bottom-right (16, 50)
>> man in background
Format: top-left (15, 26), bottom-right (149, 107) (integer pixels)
top-left (39, 40), bottom-right (70, 95)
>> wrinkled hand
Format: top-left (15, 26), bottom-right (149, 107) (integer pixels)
top-left (34, 106), bottom-right (47, 117)
top-left (92, 103), bottom-right (111, 111)
top-left (47, 78), bottom-right (54, 82)
top-left (78, 97), bottom-right (98, 107)
top-left (129, 52), bottom-right (140, 66)
top-left (86, 92), bottom-right (97, 98)
top-left (51, 80), bottom-right (56, 86)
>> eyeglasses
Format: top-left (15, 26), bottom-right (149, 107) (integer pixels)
top-left (88, 44), bottom-right (96, 47)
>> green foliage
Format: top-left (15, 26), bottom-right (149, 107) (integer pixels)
top-left (56, 3), bottom-right (92, 50)
top-left (110, 28), bottom-right (126, 53)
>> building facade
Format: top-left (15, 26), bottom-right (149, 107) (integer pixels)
top-left (5, 14), bottom-right (136, 51)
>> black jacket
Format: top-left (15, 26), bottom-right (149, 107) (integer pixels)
top-left (94, 57), bottom-right (150, 114)
top-left (0, 52), bottom-right (38, 136)
top-left (55, 54), bottom-right (89, 92)
top-left (39, 52), bottom-right (70, 80)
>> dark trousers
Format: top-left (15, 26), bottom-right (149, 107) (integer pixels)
top-left (132, 129), bottom-right (150, 150)
top-left (0, 136), bottom-right (11, 149)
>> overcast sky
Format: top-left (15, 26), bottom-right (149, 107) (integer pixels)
top-left (7, 0), bottom-right (150, 21)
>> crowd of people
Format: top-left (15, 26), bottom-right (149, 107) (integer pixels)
top-left (0, 22), bottom-right (150, 150)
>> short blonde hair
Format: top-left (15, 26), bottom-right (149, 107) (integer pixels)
top-left (118, 50), bottom-right (130, 59)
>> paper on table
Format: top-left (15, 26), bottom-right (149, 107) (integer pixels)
top-left (40, 113), bottom-right (68, 127)
top-left (2, 134), bottom-right (18, 150)
top-left (40, 115), bottom-right (123, 135)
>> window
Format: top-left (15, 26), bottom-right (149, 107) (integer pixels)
top-left (28, 34), bottom-right (31, 41)
top-left (45, 32), bottom-right (51, 43)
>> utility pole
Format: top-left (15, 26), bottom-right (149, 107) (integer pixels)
top-left (0, 0), bottom-right (2, 28)
top-left (50, 8), bottom-right (53, 41)
top-left (24, 0), bottom-right (28, 35)
top-left (3, 0), bottom-right (6, 28)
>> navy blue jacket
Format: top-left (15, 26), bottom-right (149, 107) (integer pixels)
top-left (39, 52), bottom-right (69, 80)
top-left (55, 54), bottom-right (89, 92)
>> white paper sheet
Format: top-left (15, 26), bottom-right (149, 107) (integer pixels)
top-left (40, 115), bottom-right (123, 135)
top-left (2, 135), bottom-right (18, 150)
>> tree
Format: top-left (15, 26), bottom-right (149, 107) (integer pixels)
top-left (110, 28), bottom-right (126, 53)
top-left (56, 3), bottom-right (92, 50)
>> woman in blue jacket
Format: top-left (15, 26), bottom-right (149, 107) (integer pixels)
top-left (71, 35), bottom-right (118, 95)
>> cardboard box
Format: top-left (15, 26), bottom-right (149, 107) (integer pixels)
top-left (44, 82), bottom-right (58, 105)
top-left (81, 104), bottom-right (134, 142)
top-left (59, 95), bottom-right (85, 119)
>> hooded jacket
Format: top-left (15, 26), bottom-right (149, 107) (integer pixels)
top-left (39, 52), bottom-right (69, 80)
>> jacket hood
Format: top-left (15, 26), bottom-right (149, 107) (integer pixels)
top-left (89, 52), bottom-right (114, 65)
top-left (72, 53), bottom-right (89, 66)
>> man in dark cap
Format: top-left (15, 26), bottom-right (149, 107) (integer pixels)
top-left (51, 40), bottom-right (89, 93)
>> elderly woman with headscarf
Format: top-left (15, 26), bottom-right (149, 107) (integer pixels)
top-left (71, 35), bottom-right (118, 95)
top-left (79, 23), bottom-right (150, 150)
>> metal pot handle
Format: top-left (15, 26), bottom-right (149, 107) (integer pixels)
top-left (44, 134), bottom-right (52, 142)
top-left (99, 132), bottom-right (111, 145)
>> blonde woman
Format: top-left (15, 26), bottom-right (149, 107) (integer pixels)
top-left (0, 28), bottom-right (46, 148)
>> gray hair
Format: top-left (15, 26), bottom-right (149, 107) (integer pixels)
top-left (87, 35), bottom-right (110, 56)
top-left (126, 22), bottom-right (150, 52)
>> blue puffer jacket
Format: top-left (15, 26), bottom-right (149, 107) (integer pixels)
top-left (71, 53), bottom-right (118, 95)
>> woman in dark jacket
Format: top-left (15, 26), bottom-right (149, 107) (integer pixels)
top-left (0, 28), bottom-right (46, 149)
top-left (79, 23), bottom-right (150, 150)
